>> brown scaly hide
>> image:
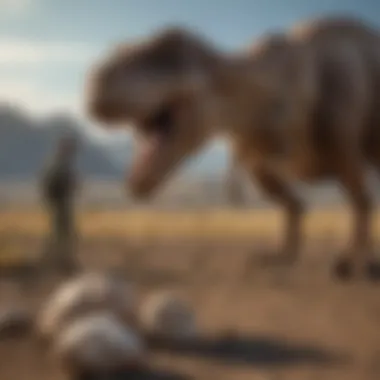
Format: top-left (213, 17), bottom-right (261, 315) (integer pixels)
top-left (85, 16), bottom-right (380, 279)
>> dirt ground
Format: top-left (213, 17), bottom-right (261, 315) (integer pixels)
top-left (1, 236), bottom-right (380, 380)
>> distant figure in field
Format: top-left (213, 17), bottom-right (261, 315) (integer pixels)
top-left (40, 135), bottom-right (80, 274)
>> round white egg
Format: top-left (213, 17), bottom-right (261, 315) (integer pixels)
top-left (139, 291), bottom-right (197, 341)
top-left (54, 312), bottom-right (144, 375)
top-left (37, 272), bottom-right (137, 339)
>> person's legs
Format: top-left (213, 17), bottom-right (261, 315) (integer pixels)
top-left (55, 200), bottom-right (79, 274)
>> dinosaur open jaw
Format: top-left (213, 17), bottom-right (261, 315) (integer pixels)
top-left (128, 103), bottom-right (178, 199)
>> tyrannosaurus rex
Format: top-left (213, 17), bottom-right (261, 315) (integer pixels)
top-left (85, 16), bottom-right (380, 280)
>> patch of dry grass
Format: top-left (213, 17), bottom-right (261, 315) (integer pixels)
top-left (0, 235), bottom-right (38, 267)
top-left (1, 206), bottom-right (380, 241)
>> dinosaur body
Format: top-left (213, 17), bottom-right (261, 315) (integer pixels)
top-left (234, 18), bottom-right (380, 181)
top-left (86, 16), bottom-right (380, 279)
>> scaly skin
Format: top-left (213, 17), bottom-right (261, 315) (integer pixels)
top-left (85, 16), bottom-right (380, 279)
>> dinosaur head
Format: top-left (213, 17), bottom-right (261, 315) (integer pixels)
top-left (85, 27), bottom-right (222, 199)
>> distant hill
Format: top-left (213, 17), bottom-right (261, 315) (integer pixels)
top-left (0, 103), bottom-right (130, 181)
top-left (0, 103), bottom-right (231, 181)
top-left (0, 103), bottom-right (234, 207)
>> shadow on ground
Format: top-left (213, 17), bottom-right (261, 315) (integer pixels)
top-left (78, 367), bottom-right (191, 380)
top-left (148, 332), bottom-right (348, 368)
top-left (74, 369), bottom-right (190, 380)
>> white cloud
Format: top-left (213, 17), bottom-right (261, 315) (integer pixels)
top-left (0, 36), bottom-right (123, 141)
top-left (0, 78), bottom-right (133, 144)
top-left (0, 37), bottom-right (94, 65)
top-left (0, 79), bottom-right (80, 115)
top-left (0, 38), bottom-right (96, 65)
top-left (0, 0), bottom-right (35, 16)
top-left (0, 37), bottom-right (97, 115)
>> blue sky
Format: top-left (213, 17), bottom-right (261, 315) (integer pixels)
top-left (0, 0), bottom-right (379, 121)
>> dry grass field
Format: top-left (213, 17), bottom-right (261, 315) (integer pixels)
top-left (5, 205), bottom-right (380, 239)
top-left (2, 206), bottom-right (380, 380)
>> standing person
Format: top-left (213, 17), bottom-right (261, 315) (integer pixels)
top-left (40, 135), bottom-right (80, 274)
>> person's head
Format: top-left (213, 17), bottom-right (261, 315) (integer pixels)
top-left (85, 27), bottom-right (224, 199)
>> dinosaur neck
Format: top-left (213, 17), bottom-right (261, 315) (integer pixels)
top-left (208, 45), bottom-right (316, 143)
top-left (207, 53), bottom-right (268, 137)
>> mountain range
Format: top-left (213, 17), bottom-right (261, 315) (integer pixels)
top-left (0, 103), bottom-right (230, 182)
